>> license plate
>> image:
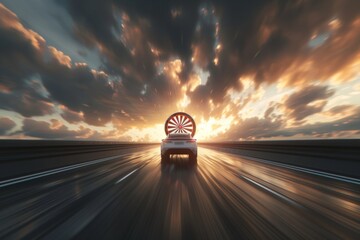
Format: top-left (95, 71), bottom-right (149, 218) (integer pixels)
top-left (174, 142), bottom-right (184, 145)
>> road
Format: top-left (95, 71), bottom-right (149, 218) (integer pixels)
top-left (0, 145), bottom-right (359, 239)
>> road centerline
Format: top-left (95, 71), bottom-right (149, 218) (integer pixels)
top-left (115, 168), bottom-right (139, 184)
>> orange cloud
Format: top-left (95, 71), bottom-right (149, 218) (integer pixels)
top-left (0, 4), bottom-right (45, 50)
top-left (48, 47), bottom-right (72, 68)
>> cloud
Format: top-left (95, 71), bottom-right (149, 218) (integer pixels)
top-left (206, 0), bottom-right (360, 100)
top-left (0, 117), bottom-right (16, 135)
top-left (42, 63), bottom-right (118, 126)
top-left (0, 85), bottom-right (54, 117)
top-left (48, 46), bottom-right (72, 68)
top-left (221, 106), bottom-right (360, 140)
top-left (22, 118), bottom-right (91, 139)
top-left (0, 4), bottom-right (54, 117)
top-left (284, 85), bottom-right (335, 121)
top-left (56, 0), bottom-right (208, 125)
top-left (60, 105), bottom-right (84, 123)
top-left (0, 4), bottom-right (188, 128)
top-left (321, 104), bottom-right (359, 119)
top-left (0, 4), bottom-right (45, 89)
top-left (276, 107), bottom-right (360, 138)
top-left (61, 0), bottom-right (199, 82)
top-left (327, 105), bottom-right (354, 114)
top-left (222, 116), bottom-right (284, 140)
top-left (192, 4), bottom-right (216, 69)
top-left (61, 0), bottom-right (360, 105)
top-left (57, 0), bottom-right (360, 113)
top-left (1, 2), bottom-right (360, 140)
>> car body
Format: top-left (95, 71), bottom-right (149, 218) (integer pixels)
top-left (161, 133), bottom-right (197, 163)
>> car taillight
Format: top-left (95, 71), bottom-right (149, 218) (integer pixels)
top-left (162, 139), bottom-right (172, 143)
top-left (186, 139), bottom-right (196, 142)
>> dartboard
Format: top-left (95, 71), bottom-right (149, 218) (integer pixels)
top-left (165, 112), bottom-right (196, 137)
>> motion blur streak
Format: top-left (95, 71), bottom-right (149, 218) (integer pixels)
top-left (0, 146), bottom-right (359, 239)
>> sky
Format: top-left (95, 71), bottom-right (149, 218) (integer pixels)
top-left (0, 0), bottom-right (360, 142)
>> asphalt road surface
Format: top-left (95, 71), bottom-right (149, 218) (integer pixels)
top-left (0, 146), bottom-right (359, 239)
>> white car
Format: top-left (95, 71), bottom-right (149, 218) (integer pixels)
top-left (161, 133), bottom-right (197, 164)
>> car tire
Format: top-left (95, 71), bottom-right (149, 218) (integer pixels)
top-left (161, 154), bottom-right (169, 164)
top-left (190, 154), bottom-right (197, 165)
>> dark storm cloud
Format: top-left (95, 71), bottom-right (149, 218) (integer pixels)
top-left (60, 0), bottom-right (360, 105)
top-left (0, 4), bottom-right (122, 125)
top-left (60, 0), bottom-right (200, 83)
top-left (205, 0), bottom-right (360, 102)
top-left (0, 117), bottom-right (16, 135)
top-left (115, 0), bottom-right (200, 82)
top-left (42, 63), bottom-right (117, 126)
top-left (0, 4), bottom-right (44, 89)
top-left (22, 118), bottom-right (91, 139)
top-left (192, 4), bottom-right (216, 69)
top-left (4, 0), bottom-right (356, 122)
top-left (0, 4), bottom-right (109, 124)
top-left (68, 0), bottom-right (360, 108)
top-left (0, 3), bottom-right (183, 127)
top-left (53, 0), bottom-right (203, 125)
top-left (284, 85), bottom-right (335, 121)
top-left (57, 0), bottom-right (204, 120)
top-left (0, 4), bottom-right (55, 117)
top-left (0, 86), bottom-right (54, 117)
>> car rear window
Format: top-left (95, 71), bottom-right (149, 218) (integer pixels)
top-left (168, 134), bottom-right (191, 139)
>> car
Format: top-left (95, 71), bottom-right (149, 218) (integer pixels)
top-left (161, 112), bottom-right (197, 164)
top-left (161, 133), bottom-right (197, 163)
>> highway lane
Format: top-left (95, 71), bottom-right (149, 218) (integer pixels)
top-left (0, 146), bottom-right (359, 239)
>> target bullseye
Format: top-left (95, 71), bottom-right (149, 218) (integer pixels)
top-left (164, 112), bottom-right (196, 137)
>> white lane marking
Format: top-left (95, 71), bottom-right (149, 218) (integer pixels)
top-left (239, 155), bottom-right (360, 185)
top-left (241, 175), bottom-right (300, 207)
top-left (0, 154), bottom-right (127, 188)
top-left (116, 168), bottom-right (139, 184)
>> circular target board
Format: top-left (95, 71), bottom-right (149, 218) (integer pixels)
top-left (165, 112), bottom-right (196, 137)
